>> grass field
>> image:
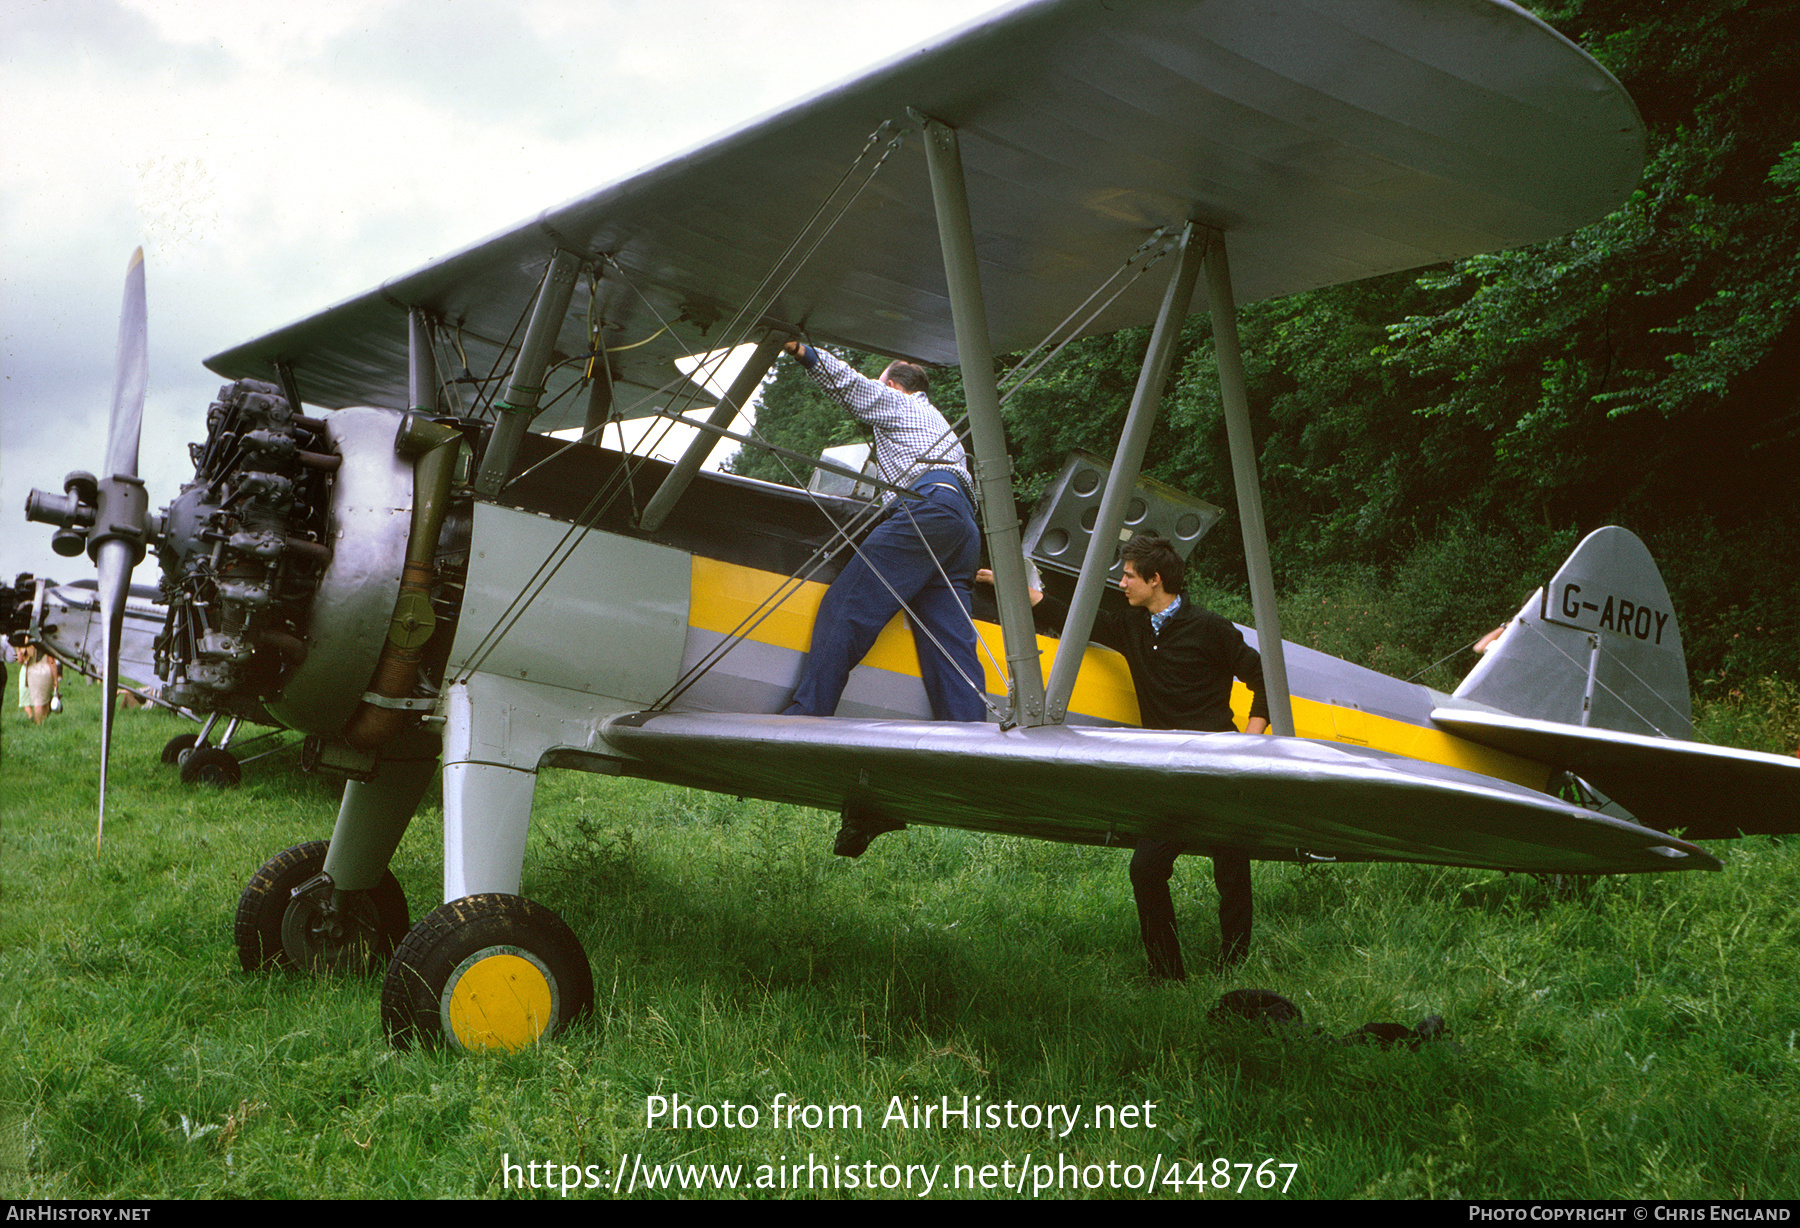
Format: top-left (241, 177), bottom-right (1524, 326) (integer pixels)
top-left (2, 682), bottom-right (1795, 1199)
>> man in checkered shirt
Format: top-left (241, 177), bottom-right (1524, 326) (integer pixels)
top-left (780, 340), bottom-right (987, 850)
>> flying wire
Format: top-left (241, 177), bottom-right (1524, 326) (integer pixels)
top-left (996, 232), bottom-right (1175, 403)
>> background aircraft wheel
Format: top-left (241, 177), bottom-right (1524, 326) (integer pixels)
top-left (234, 840), bottom-right (409, 974)
top-left (380, 894), bottom-right (593, 1053)
top-left (160, 733), bottom-right (199, 765)
top-left (179, 745), bottom-right (242, 786)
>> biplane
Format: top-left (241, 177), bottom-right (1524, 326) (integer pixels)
top-left (6, 573), bottom-right (292, 782)
top-left (5, 574), bottom-right (163, 698)
top-left (27, 0), bottom-right (1800, 1053)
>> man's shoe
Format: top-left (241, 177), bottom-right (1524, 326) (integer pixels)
top-left (833, 804), bottom-right (906, 858)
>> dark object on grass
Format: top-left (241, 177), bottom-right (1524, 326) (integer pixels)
top-left (833, 800), bottom-right (907, 858)
top-left (1209, 988), bottom-right (1303, 1032)
top-left (1210, 991), bottom-right (1454, 1051)
top-left (1340, 1014), bottom-right (1451, 1050)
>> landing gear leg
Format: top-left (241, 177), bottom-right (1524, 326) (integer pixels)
top-left (380, 676), bottom-right (592, 1051)
top-left (233, 732), bottom-right (437, 973)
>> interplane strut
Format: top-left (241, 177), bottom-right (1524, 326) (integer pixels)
top-left (918, 115), bottom-right (1046, 729)
top-left (1043, 222), bottom-right (1204, 724)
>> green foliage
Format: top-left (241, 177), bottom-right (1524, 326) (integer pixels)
top-left (1692, 676), bottom-right (1800, 756)
top-left (1649, 518), bottom-right (1800, 685)
top-left (1376, 0), bottom-right (1800, 531)
top-left (999, 331), bottom-right (1155, 508)
top-left (1267, 522), bottom-right (1582, 689)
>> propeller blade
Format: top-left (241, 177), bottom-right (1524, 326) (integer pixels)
top-left (96, 248), bottom-right (150, 850)
top-left (105, 248), bottom-right (148, 481)
top-left (95, 539), bottom-right (132, 851)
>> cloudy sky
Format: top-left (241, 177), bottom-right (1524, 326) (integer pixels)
top-left (0, 0), bottom-right (989, 582)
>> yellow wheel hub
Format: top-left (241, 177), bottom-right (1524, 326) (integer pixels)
top-left (442, 947), bottom-right (557, 1053)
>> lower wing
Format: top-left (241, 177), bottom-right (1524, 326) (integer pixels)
top-left (598, 713), bottom-right (1719, 874)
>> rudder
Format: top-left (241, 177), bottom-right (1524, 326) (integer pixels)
top-left (1453, 527), bottom-right (1691, 739)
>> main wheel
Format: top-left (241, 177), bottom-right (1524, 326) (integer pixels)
top-left (233, 840), bottom-right (410, 974)
top-left (180, 745), bottom-right (242, 786)
top-left (381, 894), bottom-right (594, 1053)
top-left (161, 733), bottom-right (199, 765)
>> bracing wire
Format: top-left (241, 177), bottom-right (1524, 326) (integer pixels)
top-left (497, 125), bottom-right (908, 499)
top-left (642, 354), bottom-right (1007, 719)
top-left (1402, 640), bottom-right (1488, 685)
top-left (650, 498), bottom-right (891, 709)
top-left (997, 230), bottom-right (1174, 402)
top-left (1511, 618), bottom-right (1697, 741)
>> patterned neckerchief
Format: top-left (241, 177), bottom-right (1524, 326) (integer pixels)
top-left (1149, 595), bottom-right (1183, 636)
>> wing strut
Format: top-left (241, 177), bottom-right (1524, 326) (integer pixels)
top-left (637, 333), bottom-right (786, 533)
top-left (918, 115), bottom-right (1046, 728)
top-left (408, 307), bottom-right (438, 413)
top-left (1203, 230), bottom-right (1295, 736)
top-left (473, 249), bottom-right (583, 496)
top-left (1043, 222), bottom-right (1203, 723)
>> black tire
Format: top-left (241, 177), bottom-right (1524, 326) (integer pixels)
top-left (233, 840), bottom-right (410, 974)
top-left (381, 894), bottom-right (593, 1053)
top-left (161, 733), bottom-right (199, 765)
top-left (180, 745), bottom-right (242, 786)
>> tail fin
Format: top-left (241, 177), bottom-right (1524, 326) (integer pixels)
top-left (1453, 527), bottom-right (1691, 739)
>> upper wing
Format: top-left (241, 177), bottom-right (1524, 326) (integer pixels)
top-left (203, 0), bottom-right (1643, 431)
top-left (597, 712), bottom-right (1717, 875)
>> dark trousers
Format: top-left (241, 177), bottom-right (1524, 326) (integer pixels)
top-left (1129, 839), bottom-right (1252, 980)
top-left (786, 475), bottom-right (984, 722)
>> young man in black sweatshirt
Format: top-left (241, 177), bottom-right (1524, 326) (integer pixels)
top-left (983, 532), bottom-right (1268, 978)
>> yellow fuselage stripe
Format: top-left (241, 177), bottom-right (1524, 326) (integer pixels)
top-left (688, 555), bottom-right (1551, 791)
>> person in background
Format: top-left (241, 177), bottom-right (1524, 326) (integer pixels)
top-left (18, 641), bottom-right (61, 726)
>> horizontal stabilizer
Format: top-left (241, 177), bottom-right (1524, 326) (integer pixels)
top-left (599, 713), bottom-right (1718, 874)
top-left (1431, 708), bottom-right (1800, 838)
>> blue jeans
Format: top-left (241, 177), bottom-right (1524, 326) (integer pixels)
top-left (787, 473), bottom-right (985, 721)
